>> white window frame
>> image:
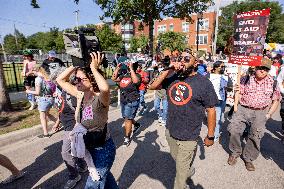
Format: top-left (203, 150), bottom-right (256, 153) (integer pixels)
top-left (196, 34), bottom-right (208, 45)
top-left (169, 24), bottom-right (174, 31)
top-left (182, 22), bottom-right (189, 33)
top-left (157, 25), bottom-right (167, 34)
top-left (196, 18), bottom-right (209, 31)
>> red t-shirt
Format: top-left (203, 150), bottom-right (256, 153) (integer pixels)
top-left (137, 70), bottom-right (149, 91)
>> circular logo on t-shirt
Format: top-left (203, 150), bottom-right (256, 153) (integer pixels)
top-left (120, 78), bottom-right (131, 88)
top-left (168, 82), bottom-right (192, 106)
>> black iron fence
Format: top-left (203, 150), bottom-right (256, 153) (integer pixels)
top-left (3, 62), bottom-right (114, 92)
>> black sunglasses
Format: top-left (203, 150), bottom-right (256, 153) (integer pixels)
top-left (74, 77), bottom-right (88, 83)
top-left (171, 56), bottom-right (190, 63)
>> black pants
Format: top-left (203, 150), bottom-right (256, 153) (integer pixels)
top-left (280, 108), bottom-right (284, 134)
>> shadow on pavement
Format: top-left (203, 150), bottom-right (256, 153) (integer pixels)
top-left (261, 119), bottom-right (284, 171)
top-left (117, 130), bottom-right (176, 189)
top-left (2, 141), bottom-right (63, 189)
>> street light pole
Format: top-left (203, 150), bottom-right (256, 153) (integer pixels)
top-left (213, 0), bottom-right (221, 55)
top-left (74, 10), bottom-right (79, 30)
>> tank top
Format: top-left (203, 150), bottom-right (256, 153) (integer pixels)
top-left (24, 60), bottom-right (37, 74)
top-left (75, 92), bottom-right (110, 139)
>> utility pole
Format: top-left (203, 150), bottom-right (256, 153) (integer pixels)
top-left (13, 23), bottom-right (18, 50)
top-left (0, 35), bottom-right (7, 63)
top-left (213, 0), bottom-right (221, 56)
top-left (74, 10), bottom-right (79, 30)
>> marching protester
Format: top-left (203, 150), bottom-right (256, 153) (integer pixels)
top-left (151, 58), bottom-right (170, 127)
top-left (21, 50), bottom-right (37, 110)
top-left (148, 52), bottom-right (218, 189)
top-left (25, 66), bottom-right (57, 138)
top-left (41, 50), bottom-right (66, 75)
top-left (56, 52), bottom-right (118, 188)
top-left (227, 58), bottom-right (280, 171)
top-left (208, 61), bottom-right (233, 142)
top-left (136, 62), bottom-right (150, 115)
top-left (0, 154), bottom-right (25, 184)
top-left (50, 67), bottom-right (88, 189)
top-left (111, 59), bottom-right (142, 146)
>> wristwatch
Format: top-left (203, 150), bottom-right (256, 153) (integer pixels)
top-left (206, 135), bottom-right (215, 141)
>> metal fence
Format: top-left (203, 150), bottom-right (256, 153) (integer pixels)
top-left (3, 61), bottom-right (114, 92)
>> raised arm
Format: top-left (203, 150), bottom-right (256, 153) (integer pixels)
top-left (129, 63), bottom-right (140, 84)
top-left (111, 64), bottom-right (121, 82)
top-left (90, 52), bottom-right (110, 107)
top-left (148, 70), bottom-right (171, 90)
top-left (56, 66), bottom-right (78, 97)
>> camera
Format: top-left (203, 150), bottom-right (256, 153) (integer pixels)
top-left (63, 28), bottom-right (108, 68)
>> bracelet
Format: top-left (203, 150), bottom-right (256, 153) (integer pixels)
top-left (206, 135), bottom-right (215, 140)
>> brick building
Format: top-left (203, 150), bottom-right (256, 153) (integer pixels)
top-left (112, 11), bottom-right (217, 53)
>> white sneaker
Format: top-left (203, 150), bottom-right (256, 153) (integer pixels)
top-left (160, 120), bottom-right (166, 127)
top-left (123, 137), bottom-right (131, 147)
top-left (158, 117), bottom-right (163, 123)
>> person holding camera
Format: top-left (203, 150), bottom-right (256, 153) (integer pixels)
top-left (148, 52), bottom-right (218, 189)
top-left (112, 59), bottom-right (142, 146)
top-left (56, 52), bottom-right (118, 189)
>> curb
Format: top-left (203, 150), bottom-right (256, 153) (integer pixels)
top-left (0, 93), bottom-right (154, 147)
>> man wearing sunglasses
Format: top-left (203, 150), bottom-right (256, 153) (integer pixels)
top-left (228, 58), bottom-right (280, 171)
top-left (148, 52), bottom-right (218, 189)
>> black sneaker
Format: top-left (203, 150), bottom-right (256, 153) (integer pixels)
top-left (133, 123), bottom-right (141, 134)
top-left (123, 137), bottom-right (131, 147)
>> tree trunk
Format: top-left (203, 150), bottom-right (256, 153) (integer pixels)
top-left (148, 19), bottom-right (154, 56)
top-left (0, 59), bottom-right (12, 113)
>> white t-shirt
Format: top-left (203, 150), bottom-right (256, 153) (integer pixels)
top-left (209, 74), bottom-right (228, 101)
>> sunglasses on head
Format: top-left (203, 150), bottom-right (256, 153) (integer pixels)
top-left (256, 66), bottom-right (270, 72)
top-left (171, 56), bottom-right (190, 63)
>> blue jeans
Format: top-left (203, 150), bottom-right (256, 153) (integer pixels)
top-left (85, 138), bottom-right (118, 189)
top-left (121, 100), bottom-right (139, 120)
top-left (154, 97), bottom-right (168, 122)
top-left (215, 100), bottom-right (226, 139)
top-left (139, 90), bottom-right (146, 108)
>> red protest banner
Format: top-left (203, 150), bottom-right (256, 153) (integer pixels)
top-left (229, 8), bottom-right (270, 66)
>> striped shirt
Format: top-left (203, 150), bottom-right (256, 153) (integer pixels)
top-left (239, 75), bottom-right (280, 109)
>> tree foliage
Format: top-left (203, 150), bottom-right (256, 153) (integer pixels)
top-left (217, 0), bottom-right (284, 48)
top-left (158, 31), bottom-right (187, 55)
top-left (93, 0), bottom-right (212, 55)
top-left (129, 35), bottom-right (149, 53)
top-left (3, 29), bottom-right (27, 54)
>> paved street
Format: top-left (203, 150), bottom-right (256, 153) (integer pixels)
top-left (0, 99), bottom-right (284, 189)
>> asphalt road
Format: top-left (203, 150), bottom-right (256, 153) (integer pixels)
top-left (0, 100), bottom-right (284, 189)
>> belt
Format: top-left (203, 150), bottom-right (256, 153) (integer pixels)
top-left (241, 105), bottom-right (267, 110)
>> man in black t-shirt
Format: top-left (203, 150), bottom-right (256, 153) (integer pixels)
top-left (41, 50), bottom-right (65, 75)
top-left (149, 53), bottom-right (218, 189)
top-left (112, 59), bottom-right (142, 146)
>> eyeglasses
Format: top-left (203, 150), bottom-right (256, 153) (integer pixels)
top-left (256, 66), bottom-right (270, 72)
top-left (74, 77), bottom-right (88, 83)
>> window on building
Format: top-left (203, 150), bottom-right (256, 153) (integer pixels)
top-left (197, 19), bottom-right (209, 31)
top-left (182, 22), bottom-right (189, 32)
top-left (196, 34), bottom-right (208, 45)
top-left (157, 25), bottom-right (167, 34)
top-left (169, 24), bottom-right (174, 31)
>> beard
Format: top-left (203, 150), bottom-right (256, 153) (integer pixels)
top-left (178, 65), bottom-right (198, 79)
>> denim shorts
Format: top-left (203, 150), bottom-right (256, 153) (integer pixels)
top-left (121, 100), bottom-right (139, 120)
top-left (37, 97), bottom-right (54, 112)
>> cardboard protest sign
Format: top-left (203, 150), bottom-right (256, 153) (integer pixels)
top-left (229, 9), bottom-right (270, 66)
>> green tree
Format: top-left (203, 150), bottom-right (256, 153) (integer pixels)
top-left (3, 29), bottom-right (26, 54)
top-left (95, 25), bottom-right (124, 53)
top-left (94, 0), bottom-right (212, 55)
top-left (129, 35), bottom-right (149, 53)
top-left (217, 0), bottom-right (284, 48)
top-left (158, 31), bottom-right (187, 55)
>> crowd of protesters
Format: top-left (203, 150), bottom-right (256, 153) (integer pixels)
top-left (1, 47), bottom-right (284, 189)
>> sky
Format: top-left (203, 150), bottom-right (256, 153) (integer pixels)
top-left (0, 0), bottom-right (283, 38)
